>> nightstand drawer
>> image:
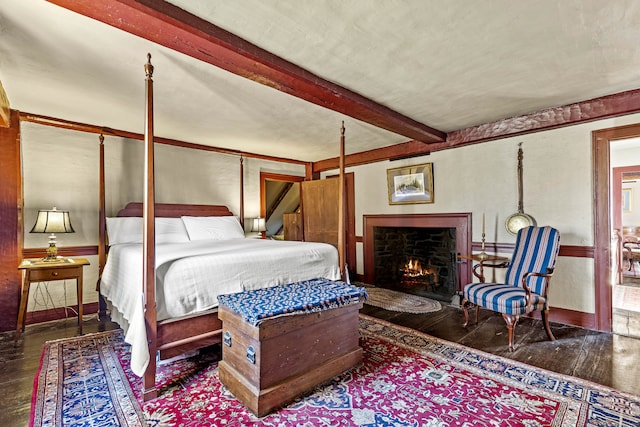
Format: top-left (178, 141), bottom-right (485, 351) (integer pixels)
top-left (28, 267), bottom-right (80, 282)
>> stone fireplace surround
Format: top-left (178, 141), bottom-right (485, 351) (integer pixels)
top-left (363, 213), bottom-right (473, 299)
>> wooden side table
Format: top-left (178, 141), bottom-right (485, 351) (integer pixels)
top-left (15, 258), bottom-right (90, 345)
top-left (458, 253), bottom-right (509, 282)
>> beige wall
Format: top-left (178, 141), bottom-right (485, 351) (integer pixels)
top-left (22, 112), bottom-right (640, 316)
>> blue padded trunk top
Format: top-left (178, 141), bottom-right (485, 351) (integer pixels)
top-left (217, 278), bottom-right (368, 326)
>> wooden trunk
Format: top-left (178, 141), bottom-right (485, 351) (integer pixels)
top-left (218, 302), bottom-right (363, 417)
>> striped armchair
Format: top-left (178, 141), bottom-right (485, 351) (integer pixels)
top-left (462, 226), bottom-right (561, 351)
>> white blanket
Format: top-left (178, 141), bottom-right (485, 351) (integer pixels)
top-left (100, 238), bottom-right (340, 376)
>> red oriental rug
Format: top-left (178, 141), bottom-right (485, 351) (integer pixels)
top-left (32, 314), bottom-right (640, 426)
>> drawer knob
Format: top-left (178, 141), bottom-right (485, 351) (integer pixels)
top-left (52, 272), bottom-right (58, 276)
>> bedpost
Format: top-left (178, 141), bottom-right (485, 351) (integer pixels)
top-left (338, 122), bottom-right (346, 281)
top-left (239, 155), bottom-right (244, 229)
top-left (97, 134), bottom-right (107, 318)
top-left (142, 53), bottom-right (158, 401)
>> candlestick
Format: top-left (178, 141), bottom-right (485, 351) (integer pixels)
top-left (478, 212), bottom-right (488, 260)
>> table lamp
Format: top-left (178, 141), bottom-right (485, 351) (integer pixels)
top-left (30, 207), bottom-right (75, 261)
top-left (251, 217), bottom-right (267, 238)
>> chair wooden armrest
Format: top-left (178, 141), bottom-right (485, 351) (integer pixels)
top-left (521, 268), bottom-right (554, 291)
top-left (521, 268), bottom-right (554, 310)
top-left (623, 240), bottom-right (638, 253)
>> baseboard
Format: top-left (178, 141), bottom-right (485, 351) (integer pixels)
top-left (26, 302), bottom-right (99, 325)
top-left (527, 306), bottom-right (597, 330)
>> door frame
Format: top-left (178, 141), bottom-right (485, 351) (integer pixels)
top-left (260, 172), bottom-right (305, 236)
top-left (593, 123), bottom-right (640, 331)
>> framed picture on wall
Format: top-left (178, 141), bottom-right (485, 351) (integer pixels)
top-left (386, 162), bottom-right (434, 205)
top-left (623, 188), bottom-right (633, 213)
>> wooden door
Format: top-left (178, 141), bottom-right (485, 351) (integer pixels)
top-left (301, 179), bottom-right (339, 247)
top-left (301, 174), bottom-right (356, 276)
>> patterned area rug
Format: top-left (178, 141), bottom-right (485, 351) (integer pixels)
top-left (362, 285), bottom-right (442, 313)
top-left (31, 330), bottom-right (145, 426)
top-left (32, 315), bottom-right (640, 426)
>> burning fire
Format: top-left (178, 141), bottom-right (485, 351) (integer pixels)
top-left (401, 259), bottom-right (439, 288)
top-left (404, 258), bottom-right (425, 277)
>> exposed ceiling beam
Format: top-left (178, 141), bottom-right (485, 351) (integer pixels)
top-left (314, 89), bottom-right (640, 172)
top-left (446, 88), bottom-right (640, 146)
top-left (19, 111), bottom-right (308, 165)
top-left (46, 0), bottom-right (446, 144)
top-left (313, 140), bottom-right (432, 173)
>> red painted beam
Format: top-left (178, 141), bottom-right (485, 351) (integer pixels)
top-left (313, 140), bottom-right (432, 173)
top-left (46, 0), bottom-right (445, 144)
top-left (314, 89), bottom-right (640, 172)
top-left (19, 111), bottom-right (308, 166)
top-left (446, 88), bottom-right (640, 146)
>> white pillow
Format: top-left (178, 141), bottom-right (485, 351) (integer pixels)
top-left (155, 217), bottom-right (190, 243)
top-left (106, 217), bottom-right (190, 245)
top-left (181, 216), bottom-right (245, 241)
top-left (106, 217), bottom-right (142, 245)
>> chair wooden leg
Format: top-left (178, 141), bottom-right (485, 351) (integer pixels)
top-left (462, 298), bottom-right (470, 326)
top-left (502, 314), bottom-right (519, 352)
top-left (462, 298), bottom-right (477, 327)
top-left (541, 310), bottom-right (556, 341)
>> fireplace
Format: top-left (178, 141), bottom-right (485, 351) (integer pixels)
top-left (363, 214), bottom-right (472, 303)
top-left (373, 226), bottom-right (457, 300)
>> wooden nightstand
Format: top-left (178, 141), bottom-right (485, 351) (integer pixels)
top-left (15, 258), bottom-right (90, 345)
top-left (458, 253), bottom-right (509, 282)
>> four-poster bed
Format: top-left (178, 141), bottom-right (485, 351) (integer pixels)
top-left (97, 54), bottom-right (350, 401)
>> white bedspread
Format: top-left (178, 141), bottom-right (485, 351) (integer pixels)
top-left (100, 238), bottom-right (340, 376)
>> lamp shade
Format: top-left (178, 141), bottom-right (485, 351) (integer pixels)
top-left (251, 217), bottom-right (267, 233)
top-left (30, 208), bottom-right (75, 234)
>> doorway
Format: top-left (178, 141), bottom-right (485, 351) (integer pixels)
top-left (611, 142), bottom-right (640, 338)
top-left (594, 125), bottom-right (640, 336)
top-left (260, 172), bottom-right (304, 238)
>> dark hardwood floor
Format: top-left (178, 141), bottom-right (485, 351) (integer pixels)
top-left (2, 303), bottom-right (639, 426)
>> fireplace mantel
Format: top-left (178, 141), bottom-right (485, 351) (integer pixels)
top-left (363, 213), bottom-right (473, 290)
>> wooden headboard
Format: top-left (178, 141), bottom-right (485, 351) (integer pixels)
top-left (116, 202), bottom-right (234, 218)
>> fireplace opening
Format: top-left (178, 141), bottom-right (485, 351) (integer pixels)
top-left (373, 226), bottom-right (457, 302)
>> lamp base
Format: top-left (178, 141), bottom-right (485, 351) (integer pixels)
top-left (42, 242), bottom-right (59, 261)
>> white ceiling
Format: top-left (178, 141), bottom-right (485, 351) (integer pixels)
top-left (2, 0), bottom-right (640, 161)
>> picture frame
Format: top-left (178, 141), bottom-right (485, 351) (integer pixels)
top-left (387, 162), bottom-right (434, 205)
top-left (623, 188), bottom-right (632, 213)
